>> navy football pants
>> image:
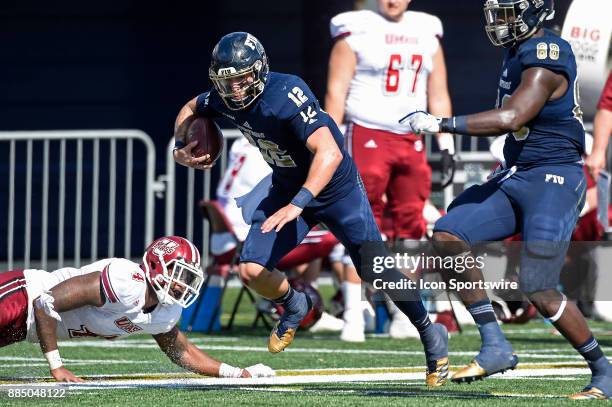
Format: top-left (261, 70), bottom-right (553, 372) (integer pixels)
top-left (434, 164), bottom-right (586, 293)
top-left (240, 181), bottom-right (381, 272)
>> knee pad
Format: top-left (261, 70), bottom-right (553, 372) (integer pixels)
top-left (524, 214), bottom-right (570, 258)
top-left (524, 241), bottom-right (564, 259)
top-left (518, 264), bottom-right (561, 295)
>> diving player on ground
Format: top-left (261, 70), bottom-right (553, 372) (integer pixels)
top-left (402, 0), bottom-right (612, 399)
top-left (173, 32), bottom-right (449, 386)
top-left (0, 236), bottom-right (274, 382)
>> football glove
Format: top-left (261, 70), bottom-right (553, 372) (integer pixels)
top-left (244, 363), bottom-right (276, 378)
top-left (399, 111), bottom-right (441, 135)
top-left (437, 133), bottom-right (455, 189)
top-left (440, 149), bottom-right (455, 189)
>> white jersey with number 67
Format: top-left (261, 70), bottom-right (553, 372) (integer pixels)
top-left (330, 10), bottom-right (443, 134)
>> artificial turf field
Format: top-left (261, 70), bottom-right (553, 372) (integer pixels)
top-left (1, 286), bottom-right (611, 406)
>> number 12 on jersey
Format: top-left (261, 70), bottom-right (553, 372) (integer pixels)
top-left (385, 54), bottom-right (422, 95)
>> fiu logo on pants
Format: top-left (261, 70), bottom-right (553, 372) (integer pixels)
top-left (545, 174), bottom-right (565, 184)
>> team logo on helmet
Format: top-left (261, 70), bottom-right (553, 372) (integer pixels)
top-left (152, 239), bottom-right (179, 256)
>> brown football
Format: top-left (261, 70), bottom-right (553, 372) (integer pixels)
top-left (187, 117), bottom-right (224, 165)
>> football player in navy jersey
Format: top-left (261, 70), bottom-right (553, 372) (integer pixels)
top-left (402, 0), bottom-right (612, 399)
top-left (172, 32), bottom-right (449, 386)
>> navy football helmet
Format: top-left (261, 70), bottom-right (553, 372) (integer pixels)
top-left (209, 32), bottom-right (269, 110)
top-left (484, 0), bottom-right (555, 47)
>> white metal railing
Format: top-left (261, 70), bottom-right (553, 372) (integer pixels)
top-left (5, 125), bottom-right (593, 271)
top-left (1, 130), bottom-right (157, 270)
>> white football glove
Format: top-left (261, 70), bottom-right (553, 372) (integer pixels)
top-left (244, 363), bottom-right (276, 378)
top-left (399, 111), bottom-right (441, 135)
top-left (34, 291), bottom-right (62, 321)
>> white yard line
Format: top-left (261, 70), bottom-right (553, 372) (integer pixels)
top-left (45, 341), bottom-right (596, 360)
top-left (0, 366), bottom-right (589, 398)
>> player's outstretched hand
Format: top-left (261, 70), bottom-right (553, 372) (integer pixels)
top-left (50, 366), bottom-right (85, 383)
top-left (399, 111), bottom-right (441, 135)
top-left (261, 204), bottom-right (303, 233)
top-left (173, 140), bottom-right (213, 170)
top-left (585, 149), bottom-right (606, 180)
top-left (241, 363), bottom-right (276, 378)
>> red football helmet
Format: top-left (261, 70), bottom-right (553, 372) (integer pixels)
top-left (142, 236), bottom-right (204, 308)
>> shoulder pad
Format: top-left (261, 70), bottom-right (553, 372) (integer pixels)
top-left (518, 35), bottom-right (573, 73)
top-left (406, 11), bottom-right (443, 38)
top-left (330, 10), bottom-right (374, 39)
top-left (276, 74), bottom-right (318, 120)
top-left (100, 259), bottom-right (145, 307)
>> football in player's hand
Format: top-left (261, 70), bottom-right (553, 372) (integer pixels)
top-left (187, 117), bottom-right (224, 165)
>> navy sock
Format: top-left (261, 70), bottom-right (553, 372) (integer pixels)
top-left (576, 336), bottom-right (605, 363)
top-left (392, 299), bottom-right (431, 332)
top-left (273, 286), bottom-right (309, 333)
top-left (467, 299), bottom-right (497, 325)
top-left (467, 300), bottom-right (506, 346)
top-left (274, 285), bottom-right (295, 304)
top-left (576, 336), bottom-right (609, 377)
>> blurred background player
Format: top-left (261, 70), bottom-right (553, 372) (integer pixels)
top-left (326, 0), bottom-right (454, 342)
top-left (585, 69), bottom-right (612, 180)
top-left (0, 236), bottom-right (274, 382)
top-left (405, 0), bottom-right (612, 399)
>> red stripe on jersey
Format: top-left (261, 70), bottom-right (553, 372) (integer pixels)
top-left (101, 265), bottom-right (119, 303)
top-left (0, 277), bottom-right (26, 295)
top-left (0, 283), bottom-right (27, 301)
top-left (333, 31), bottom-right (351, 41)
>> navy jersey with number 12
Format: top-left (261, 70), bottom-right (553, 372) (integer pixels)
top-left (196, 72), bottom-right (358, 205)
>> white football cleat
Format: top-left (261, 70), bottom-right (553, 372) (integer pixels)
top-left (389, 312), bottom-right (420, 339)
top-left (309, 312), bottom-right (345, 333)
top-left (340, 320), bottom-right (366, 342)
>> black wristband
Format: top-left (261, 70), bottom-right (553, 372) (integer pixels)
top-left (173, 139), bottom-right (186, 151)
top-left (439, 118), bottom-right (454, 133)
top-left (291, 187), bottom-right (314, 209)
top-left (439, 116), bottom-right (468, 135)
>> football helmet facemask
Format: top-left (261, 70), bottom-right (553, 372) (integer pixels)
top-left (209, 32), bottom-right (269, 111)
top-left (142, 236), bottom-right (204, 308)
top-left (484, 0), bottom-right (555, 47)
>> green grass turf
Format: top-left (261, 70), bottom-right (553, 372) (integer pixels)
top-left (1, 286), bottom-right (611, 406)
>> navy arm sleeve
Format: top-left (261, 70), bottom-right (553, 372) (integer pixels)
top-left (194, 91), bottom-right (221, 118)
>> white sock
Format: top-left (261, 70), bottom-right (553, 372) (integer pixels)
top-left (342, 282), bottom-right (364, 325)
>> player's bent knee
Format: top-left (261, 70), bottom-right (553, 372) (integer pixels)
top-left (238, 262), bottom-right (265, 286)
top-left (524, 289), bottom-right (566, 322)
top-left (432, 231), bottom-right (470, 257)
